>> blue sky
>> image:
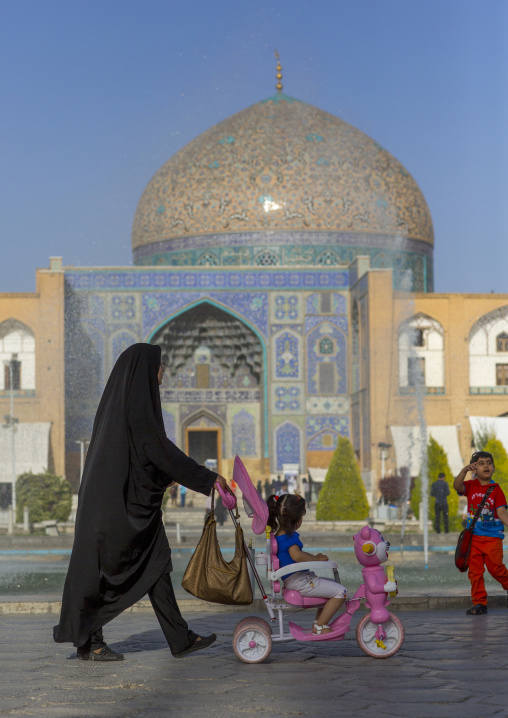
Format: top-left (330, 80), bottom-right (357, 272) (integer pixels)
top-left (1, 0), bottom-right (507, 293)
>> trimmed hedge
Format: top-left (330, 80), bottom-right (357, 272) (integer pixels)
top-left (15, 471), bottom-right (72, 523)
top-left (316, 436), bottom-right (369, 521)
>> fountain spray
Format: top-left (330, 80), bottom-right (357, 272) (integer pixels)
top-left (398, 268), bottom-right (429, 568)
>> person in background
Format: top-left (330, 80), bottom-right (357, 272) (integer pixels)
top-left (256, 480), bottom-right (263, 497)
top-left (263, 479), bottom-right (271, 500)
top-left (431, 472), bottom-right (450, 533)
top-left (302, 476), bottom-right (311, 506)
top-left (170, 482), bottom-right (178, 508)
top-left (180, 484), bottom-right (187, 508)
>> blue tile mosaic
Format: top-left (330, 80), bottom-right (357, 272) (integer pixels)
top-left (276, 422), bottom-right (301, 470)
top-left (162, 409), bottom-right (176, 443)
top-left (232, 409), bottom-right (257, 457)
top-left (307, 323), bottom-right (347, 394)
top-left (274, 386), bottom-right (301, 411)
top-left (275, 332), bottom-right (300, 379)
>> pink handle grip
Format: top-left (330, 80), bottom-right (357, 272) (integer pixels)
top-left (215, 482), bottom-right (236, 509)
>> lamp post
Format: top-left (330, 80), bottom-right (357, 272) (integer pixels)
top-left (3, 357), bottom-right (19, 517)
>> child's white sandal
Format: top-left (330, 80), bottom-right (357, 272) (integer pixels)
top-left (312, 623), bottom-right (330, 634)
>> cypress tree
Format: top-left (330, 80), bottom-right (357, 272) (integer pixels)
top-left (316, 436), bottom-right (369, 520)
top-left (410, 436), bottom-right (459, 529)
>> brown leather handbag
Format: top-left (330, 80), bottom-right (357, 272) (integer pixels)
top-left (182, 489), bottom-right (253, 605)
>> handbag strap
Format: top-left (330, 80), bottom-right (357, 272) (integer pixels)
top-left (468, 485), bottom-right (495, 531)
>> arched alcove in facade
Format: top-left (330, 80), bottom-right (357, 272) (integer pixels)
top-left (469, 305), bottom-right (508, 391)
top-left (0, 318), bottom-right (35, 392)
top-left (398, 313), bottom-right (444, 392)
top-left (151, 301), bottom-right (265, 470)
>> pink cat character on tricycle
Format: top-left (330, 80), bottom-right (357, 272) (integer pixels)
top-left (216, 456), bottom-right (405, 662)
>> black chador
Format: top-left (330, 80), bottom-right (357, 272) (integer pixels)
top-left (54, 343), bottom-right (218, 659)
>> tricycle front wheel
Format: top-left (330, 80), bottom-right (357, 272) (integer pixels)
top-left (356, 612), bottom-right (404, 658)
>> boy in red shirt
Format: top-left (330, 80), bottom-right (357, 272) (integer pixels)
top-left (454, 451), bottom-right (508, 614)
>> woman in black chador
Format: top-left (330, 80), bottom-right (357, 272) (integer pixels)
top-left (54, 343), bottom-right (230, 661)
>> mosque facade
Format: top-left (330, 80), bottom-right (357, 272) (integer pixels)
top-left (1, 89), bottom-right (507, 503)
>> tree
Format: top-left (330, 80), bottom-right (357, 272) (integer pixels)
top-left (316, 436), bottom-right (369, 521)
top-left (16, 471), bottom-right (72, 523)
top-left (410, 436), bottom-right (460, 530)
top-left (482, 439), bottom-right (508, 496)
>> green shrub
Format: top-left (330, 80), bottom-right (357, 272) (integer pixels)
top-left (316, 436), bottom-right (370, 521)
top-left (410, 437), bottom-right (460, 530)
top-left (15, 471), bottom-right (72, 523)
top-left (482, 439), bottom-right (508, 496)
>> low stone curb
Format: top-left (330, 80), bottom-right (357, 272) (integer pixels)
top-left (1, 593), bottom-right (505, 615)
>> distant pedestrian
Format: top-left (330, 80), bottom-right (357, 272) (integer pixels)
top-left (180, 484), bottom-right (187, 508)
top-left (431, 472), bottom-right (450, 533)
top-left (256, 480), bottom-right (263, 497)
top-left (170, 483), bottom-right (178, 508)
top-left (263, 479), bottom-right (271, 500)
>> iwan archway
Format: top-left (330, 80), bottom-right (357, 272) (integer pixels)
top-left (149, 300), bottom-right (267, 475)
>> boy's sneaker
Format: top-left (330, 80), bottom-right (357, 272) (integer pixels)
top-left (466, 604), bottom-right (488, 615)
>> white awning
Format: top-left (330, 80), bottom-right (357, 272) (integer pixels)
top-left (0, 422), bottom-right (51, 483)
top-left (308, 467), bottom-right (328, 483)
top-left (390, 425), bottom-right (463, 476)
top-left (469, 416), bottom-right (508, 456)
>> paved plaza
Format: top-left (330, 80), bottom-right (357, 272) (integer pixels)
top-left (1, 607), bottom-right (507, 718)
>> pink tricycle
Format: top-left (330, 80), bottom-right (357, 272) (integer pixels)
top-left (217, 457), bottom-right (405, 663)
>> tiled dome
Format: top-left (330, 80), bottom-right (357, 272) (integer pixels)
top-left (132, 93), bottom-right (433, 253)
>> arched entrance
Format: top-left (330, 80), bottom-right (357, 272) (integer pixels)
top-left (150, 301), bottom-right (265, 474)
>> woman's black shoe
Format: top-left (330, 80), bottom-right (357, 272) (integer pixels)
top-left (173, 633), bottom-right (217, 658)
top-left (78, 645), bottom-right (124, 661)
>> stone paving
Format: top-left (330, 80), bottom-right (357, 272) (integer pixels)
top-left (1, 608), bottom-right (508, 717)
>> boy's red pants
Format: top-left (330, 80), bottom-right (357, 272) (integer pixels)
top-left (468, 535), bottom-right (508, 605)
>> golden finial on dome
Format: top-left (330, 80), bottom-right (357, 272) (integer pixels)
top-left (275, 50), bottom-right (283, 93)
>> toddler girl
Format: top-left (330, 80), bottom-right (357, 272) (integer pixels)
top-left (267, 493), bottom-right (347, 634)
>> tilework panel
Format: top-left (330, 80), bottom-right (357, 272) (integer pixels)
top-left (270, 324), bottom-right (303, 335)
top-left (273, 385), bottom-right (302, 414)
top-left (276, 422), bottom-right (301, 471)
top-left (306, 415), bottom-right (350, 438)
top-left (306, 416), bottom-right (350, 451)
top-left (111, 330), bottom-right (138, 366)
top-left (275, 331), bottom-right (300, 379)
top-left (65, 268), bottom-right (350, 292)
top-left (271, 293), bottom-right (301, 323)
top-left (307, 323), bottom-right (347, 394)
top-left (141, 292), bottom-right (269, 340)
top-left (305, 396), bottom-right (349, 415)
top-left (133, 242), bottom-right (431, 292)
top-left (110, 295), bottom-right (137, 322)
top-left (162, 409), bottom-right (176, 443)
top-left (305, 293), bottom-right (347, 316)
top-left (305, 315), bottom-right (348, 334)
top-left (232, 409), bottom-right (257, 457)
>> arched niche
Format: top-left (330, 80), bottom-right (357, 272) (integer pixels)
top-left (0, 319), bottom-right (35, 391)
top-left (398, 313), bottom-right (444, 390)
top-left (469, 305), bottom-right (508, 389)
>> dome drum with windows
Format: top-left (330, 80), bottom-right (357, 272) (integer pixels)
top-left (132, 93), bottom-right (434, 291)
